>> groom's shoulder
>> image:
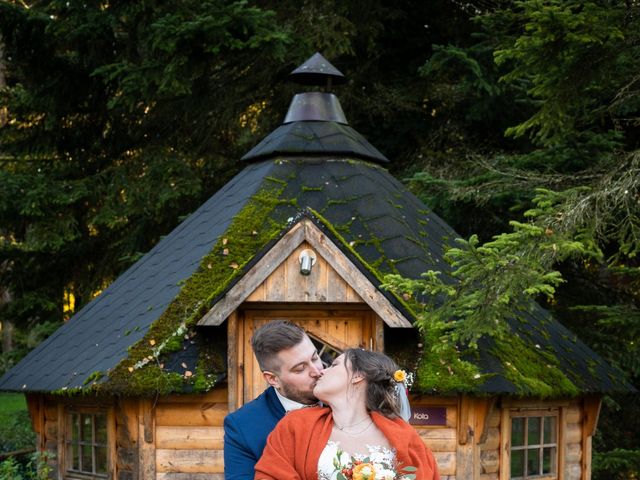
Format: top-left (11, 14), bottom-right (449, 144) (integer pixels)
top-left (226, 387), bottom-right (278, 425)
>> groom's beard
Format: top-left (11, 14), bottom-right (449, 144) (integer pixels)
top-left (279, 381), bottom-right (318, 405)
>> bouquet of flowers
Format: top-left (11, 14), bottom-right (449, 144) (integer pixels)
top-left (327, 449), bottom-right (417, 480)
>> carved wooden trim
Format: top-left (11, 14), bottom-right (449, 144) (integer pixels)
top-left (475, 397), bottom-right (497, 445)
top-left (499, 403), bottom-right (510, 480)
top-left (582, 395), bottom-right (602, 480)
top-left (458, 394), bottom-right (471, 445)
top-left (227, 311), bottom-right (238, 414)
top-left (197, 219), bottom-right (412, 327)
top-left (198, 222), bottom-right (305, 326)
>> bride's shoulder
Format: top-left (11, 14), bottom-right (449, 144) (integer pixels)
top-left (371, 412), bottom-right (415, 431)
top-left (280, 405), bottom-right (331, 426)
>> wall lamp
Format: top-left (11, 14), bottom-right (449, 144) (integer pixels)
top-left (298, 249), bottom-right (317, 276)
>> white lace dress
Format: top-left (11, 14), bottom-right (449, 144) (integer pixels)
top-left (317, 440), bottom-right (398, 480)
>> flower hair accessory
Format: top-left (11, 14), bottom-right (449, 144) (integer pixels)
top-left (392, 369), bottom-right (413, 422)
top-left (393, 369), bottom-right (407, 383)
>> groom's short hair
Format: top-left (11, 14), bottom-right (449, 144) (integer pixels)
top-left (251, 320), bottom-right (307, 373)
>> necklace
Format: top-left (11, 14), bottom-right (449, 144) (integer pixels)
top-left (335, 415), bottom-right (371, 431)
top-left (337, 420), bottom-right (373, 436)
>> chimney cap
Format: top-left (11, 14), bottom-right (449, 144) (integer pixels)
top-left (289, 52), bottom-right (347, 87)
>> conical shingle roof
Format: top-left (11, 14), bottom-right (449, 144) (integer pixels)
top-left (0, 55), bottom-right (633, 397)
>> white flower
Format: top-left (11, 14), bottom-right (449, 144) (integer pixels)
top-left (377, 468), bottom-right (396, 480)
top-left (369, 451), bottom-right (387, 464)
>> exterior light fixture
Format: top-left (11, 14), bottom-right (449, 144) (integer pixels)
top-left (298, 249), bottom-right (317, 276)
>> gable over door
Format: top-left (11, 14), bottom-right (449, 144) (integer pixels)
top-left (232, 306), bottom-right (382, 407)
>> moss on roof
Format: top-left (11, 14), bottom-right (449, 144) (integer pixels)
top-left (4, 157), bottom-right (630, 397)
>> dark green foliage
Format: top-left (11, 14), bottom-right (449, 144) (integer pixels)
top-left (593, 447), bottom-right (640, 480)
top-left (0, 410), bottom-right (36, 453)
top-left (0, 452), bottom-right (53, 480)
top-left (406, 0), bottom-right (640, 474)
top-left (0, 0), bottom-right (454, 362)
top-left (1, 0), bottom-right (639, 472)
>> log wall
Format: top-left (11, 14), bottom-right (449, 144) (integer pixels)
top-left (565, 404), bottom-right (583, 480)
top-left (154, 388), bottom-right (227, 480)
top-left (24, 392), bottom-right (596, 480)
top-left (410, 396), bottom-right (458, 479)
top-left (479, 407), bottom-right (501, 480)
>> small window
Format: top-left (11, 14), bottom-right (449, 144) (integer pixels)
top-left (66, 411), bottom-right (109, 479)
top-left (510, 414), bottom-right (558, 479)
top-left (308, 335), bottom-right (342, 368)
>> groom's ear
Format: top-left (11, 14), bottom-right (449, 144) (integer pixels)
top-left (262, 370), bottom-right (279, 388)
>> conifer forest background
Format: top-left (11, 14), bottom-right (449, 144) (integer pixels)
top-left (0, 1), bottom-right (639, 477)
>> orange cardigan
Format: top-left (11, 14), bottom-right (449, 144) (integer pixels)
top-left (254, 407), bottom-right (440, 480)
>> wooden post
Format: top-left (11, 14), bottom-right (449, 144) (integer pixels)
top-left (456, 395), bottom-right (477, 479)
top-left (118, 398), bottom-right (140, 479)
top-left (373, 313), bottom-right (384, 352)
top-left (499, 403), bottom-right (510, 480)
top-left (25, 394), bottom-right (45, 452)
top-left (138, 399), bottom-right (156, 480)
top-left (582, 396), bottom-right (602, 480)
top-left (227, 311), bottom-right (239, 413)
top-left (107, 408), bottom-right (116, 480)
top-left (457, 395), bottom-right (470, 445)
top-left (475, 397), bottom-right (496, 445)
top-left (57, 403), bottom-right (65, 480)
top-left (558, 406), bottom-right (566, 480)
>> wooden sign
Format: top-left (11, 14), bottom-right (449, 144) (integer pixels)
top-left (408, 407), bottom-right (447, 426)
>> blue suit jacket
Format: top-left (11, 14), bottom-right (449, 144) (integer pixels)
top-left (223, 386), bottom-right (286, 479)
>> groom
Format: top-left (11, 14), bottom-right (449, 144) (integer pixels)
top-left (223, 320), bottom-right (324, 479)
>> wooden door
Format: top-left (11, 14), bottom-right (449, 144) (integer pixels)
top-left (235, 306), bottom-right (382, 406)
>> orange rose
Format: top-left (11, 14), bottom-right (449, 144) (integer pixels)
top-left (352, 462), bottom-right (376, 480)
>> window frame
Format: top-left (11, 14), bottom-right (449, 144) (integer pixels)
top-left (500, 407), bottom-right (563, 480)
top-left (62, 405), bottom-right (114, 480)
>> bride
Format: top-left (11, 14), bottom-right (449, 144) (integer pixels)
top-left (254, 348), bottom-right (440, 480)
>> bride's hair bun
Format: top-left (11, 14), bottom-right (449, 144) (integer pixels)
top-left (344, 348), bottom-right (401, 418)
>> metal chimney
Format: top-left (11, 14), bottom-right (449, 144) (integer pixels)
top-left (284, 53), bottom-right (348, 124)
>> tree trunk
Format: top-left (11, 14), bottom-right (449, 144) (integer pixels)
top-left (0, 262), bottom-right (13, 354)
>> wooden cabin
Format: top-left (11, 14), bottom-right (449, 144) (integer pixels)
top-left (0, 53), bottom-right (631, 480)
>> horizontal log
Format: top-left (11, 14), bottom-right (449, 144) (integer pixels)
top-left (157, 474), bottom-right (224, 480)
top-left (486, 410), bottom-right (501, 428)
top-left (44, 421), bottom-right (57, 441)
top-left (566, 423), bottom-right (581, 444)
top-left (416, 428), bottom-right (456, 439)
top-left (117, 424), bottom-right (136, 449)
top-left (156, 449), bottom-right (224, 474)
top-left (116, 447), bottom-right (136, 471)
top-left (434, 451), bottom-right (455, 476)
top-left (416, 428), bottom-right (456, 452)
top-left (501, 399), bottom-right (569, 409)
top-left (422, 437), bottom-right (456, 453)
top-left (565, 462), bottom-right (582, 480)
top-left (565, 406), bottom-right (582, 424)
top-left (156, 403), bottom-right (228, 427)
top-left (0, 448), bottom-right (36, 461)
top-left (480, 427), bottom-right (500, 450)
top-left (566, 442), bottom-right (582, 464)
top-left (409, 396), bottom-right (458, 406)
top-left (44, 405), bottom-right (57, 421)
top-left (156, 426), bottom-right (224, 450)
top-left (480, 449), bottom-right (499, 474)
top-left (479, 474), bottom-right (498, 480)
top-left (159, 389), bottom-right (227, 404)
